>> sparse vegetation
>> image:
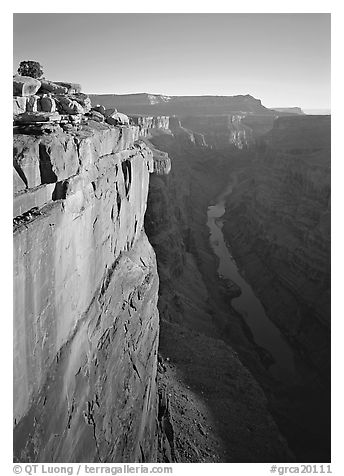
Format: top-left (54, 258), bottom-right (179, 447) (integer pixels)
top-left (17, 60), bottom-right (44, 79)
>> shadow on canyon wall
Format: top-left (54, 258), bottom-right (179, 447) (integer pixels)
top-left (143, 116), bottom-right (330, 462)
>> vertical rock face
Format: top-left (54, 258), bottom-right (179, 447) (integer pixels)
top-left (130, 116), bottom-right (170, 137)
top-left (179, 115), bottom-right (254, 149)
top-left (13, 122), bottom-right (161, 462)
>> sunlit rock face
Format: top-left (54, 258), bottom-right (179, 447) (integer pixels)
top-left (13, 122), bottom-right (161, 462)
top-left (223, 115), bottom-right (331, 374)
top-left (130, 116), bottom-right (170, 137)
top-left (90, 93), bottom-right (284, 152)
top-left (89, 93), bottom-right (272, 116)
top-left (179, 115), bottom-right (254, 149)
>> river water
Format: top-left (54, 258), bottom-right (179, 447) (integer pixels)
top-left (206, 177), bottom-right (295, 380)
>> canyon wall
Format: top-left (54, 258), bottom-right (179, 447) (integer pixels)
top-left (140, 112), bottom-right (330, 462)
top-left (141, 122), bottom-right (293, 462)
top-left (222, 115), bottom-right (331, 460)
top-left (223, 115), bottom-right (331, 374)
top-left (14, 82), bottom-right (330, 463)
top-left (13, 120), bottom-right (163, 462)
top-left (90, 93), bottom-right (273, 116)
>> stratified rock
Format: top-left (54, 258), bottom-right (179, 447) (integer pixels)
top-left (180, 115), bottom-right (253, 149)
top-left (13, 125), bottom-right (158, 463)
top-left (14, 123), bottom-right (61, 135)
top-left (39, 96), bottom-right (57, 113)
top-left (13, 97), bottom-right (27, 115)
top-left (54, 82), bottom-right (82, 94)
top-left (141, 138), bottom-right (171, 175)
top-left (89, 92), bottom-right (272, 116)
top-left (223, 115), bottom-right (331, 373)
top-left (55, 95), bottom-right (85, 115)
top-left (130, 115), bottom-right (170, 137)
top-left (39, 79), bottom-right (68, 95)
top-left (14, 112), bottom-right (61, 123)
top-left (105, 112), bottom-right (129, 126)
top-left (13, 75), bottom-right (41, 97)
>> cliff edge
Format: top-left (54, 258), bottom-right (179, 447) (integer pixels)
top-left (13, 78), bottom-right (169, 462)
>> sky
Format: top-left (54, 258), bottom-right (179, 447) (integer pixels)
top-left (13, 13), bottom-right (330, 110)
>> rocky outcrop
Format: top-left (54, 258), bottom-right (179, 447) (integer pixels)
top-left (13, 117), bottom-right (162, 462)
top-left (130, 116), bottom-right (170, 137)
top-left (39, 79), bottom-right (68, 95)
top-left (13, 75), bottom-right (41, 97)
top-left (13, 76), bottom-right (91, 123)
top-left (179, 115), bottom-right (253, 149)
top-left (105, 111), bottom-right (130, 126)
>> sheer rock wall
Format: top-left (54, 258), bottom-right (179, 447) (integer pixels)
top-left (13, 122), bottom-right (161, 462)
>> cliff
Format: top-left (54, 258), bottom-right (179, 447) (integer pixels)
top-left (13, 88), bottom-right (166, 461)
top-left (89, 93), bottom-right (273, 116)
top-left (139, 119), bottom-right (293, 462)
top-left (270, 107), bottom-right (305, 115)
top-left (90, 93), bottom-right (284, 151)
top-left (137, 111), bottom-right (330, 462)
top-left (14, 81), bottom-right (329, 463)
top-left (224, 115), bottom-right (331, 356)
top-left (222, 115), bottom-right (331, 459)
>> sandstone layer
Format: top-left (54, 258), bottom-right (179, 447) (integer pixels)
top-left (14, 82), bottom-right (330, 463)
top-left (89, 93), bottom-right (275, 116)
top-left (13, 118), bottom-right (162, 462)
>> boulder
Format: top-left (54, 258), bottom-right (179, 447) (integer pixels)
top-left (105, 112), bottom-right (130, 126)
top-left (13, 97), bottom-right (27, 115)
top-left (104, 107), bottom-right (118, 117)
top-left (69, 114), bottom-right (83, 125)
top-left (39, 79), bottom-right (68, 95)
top-left (27, 95), bottom-right (40, 113)
top-left (13, 75), bottom-right (41, 97)
top-left (54, 82), bottom-right (82, 94)
top-left (93, 105), bottom-right (106, 115)
top-left (40, 96), bottom-right (57, 113)
top-left (55, 96), bottom-right (85, 115)
top-left (88, 110), bottom-right (105, 123)
top-left (70, 93), bottom-right (92, 113)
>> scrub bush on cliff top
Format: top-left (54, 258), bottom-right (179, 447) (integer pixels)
top-left (17, 61), bottom-right (44, 79)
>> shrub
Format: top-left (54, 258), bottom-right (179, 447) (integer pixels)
top-left (17, 61), bottom-right (44, 79)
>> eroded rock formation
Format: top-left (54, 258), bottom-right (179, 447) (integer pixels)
top-left (222, 115), bottom-right (331, 460)
top-left (14, 81), bottom-right (330, 463)
top-left (223, 116), bottom-right (331, 373)
top-left (13, 82), bottom-right (169, 462)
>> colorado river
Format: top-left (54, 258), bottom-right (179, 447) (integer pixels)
top-left (207, 177), bottom-right (295, 380)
